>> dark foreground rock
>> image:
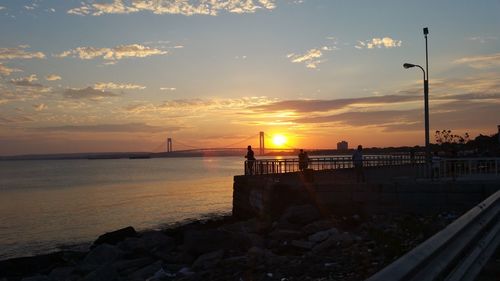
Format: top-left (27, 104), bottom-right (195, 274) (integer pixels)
top-left (0, 205), bottom-right (460, 281)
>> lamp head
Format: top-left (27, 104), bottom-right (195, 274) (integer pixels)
top-left (403, 63), bottom-right (415, 69)
top-left (423, 27), bottom-right (429, 35)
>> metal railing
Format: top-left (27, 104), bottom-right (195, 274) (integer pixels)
top-left (244, 156), bottom-right (500, 178)
top-left (436, 158), bottom-right (500, 179)
top-left (244, 154), bottom-right (425, 175)
top-left (366, 189), bottom-right (500, 281)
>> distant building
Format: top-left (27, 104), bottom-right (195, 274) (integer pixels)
top-left (337, 141), bottom-right (348, 151)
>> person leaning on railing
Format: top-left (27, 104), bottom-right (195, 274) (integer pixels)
top-left (245, 145), bottom-right (256, 175)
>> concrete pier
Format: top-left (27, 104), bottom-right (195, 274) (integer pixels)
top-left (233, 165), bottom-right (500, 218)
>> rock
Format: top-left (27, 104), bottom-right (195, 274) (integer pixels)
top-left (0, 252), bottom-right (65, 279)
top-left (280, 205), bottom-right (321, 225)
top-left (192, 250), bottom-right (224, 269)
top-left (129, 260), bottom-right (163, 281)
top-left (246, 233), bottom-right (265, 248)
top-left (81, 265), bottom-right (119, 281)
top-left (269, 229), bottom-right (302, 241)
top-left (117, 237), bottom-right (146, 254)
top-left (140, 231), bottom-right (175, 252)
top-left (301, 220), bottom-right (335, 235)
top-left (311, 236), bottom-right (338, 254)
top-left (183, 229), bottom-right (250, 255)
top-left (153, 250), bottom-right (195, 264)
top-left (247, 247), bottom-right (287, 266)
top-left (177, 266), bottom-right (195, 277)
top-left (20, 276), bottom-right (52, 281)
top-left (112, 257), bottom-right (154, 272)
top-left (48, 266), bottom-right (75, 281)
top-left (146, 268), bottom-right (175, 281)
top-left (80, 244), bottom-right (123, 272)
top-left (308, 228), bottom-right (339, 243)
top-left (220, 256), bottom-right (248, 267)
top-left (92, 226), bottom-right (137, 247)
top-left (291, 240), bottom-right (314, 250)
top-left (219, 218), bottom-right (271, 234)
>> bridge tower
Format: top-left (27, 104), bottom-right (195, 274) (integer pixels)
top-left (259, 131), bottom-right (265, 155)
top-left (166, 138), bottom-right (173, 152)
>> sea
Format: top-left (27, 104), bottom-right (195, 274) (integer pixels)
top-left (0, 157), bottom-right (247, 260)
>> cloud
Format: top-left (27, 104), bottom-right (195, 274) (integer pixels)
top-left (45, 74), bottom-right (62, 81)
top-left (160, 87), bottom-right (176, 91)
top-left (0, 46), bottom-right (45, 60)
top-left (467, 36), bottom-right (497, 44)
top-left (94, 82), bottom-right (146, 90)
top-left (33, 103), bottom-right (48, 111)
top-left (251, 95), bottom-right (419, 113)
top-left (0, 114), bottom-right (34, 124)
top-left (55, 44), bottom-right (168, 62)
top-left (68, 0), bottom-right (276, 16)
top-left (454, 53), bottom-right (500, 69)
top-left (287, 47), bottom-right (332, 69)
top-left (0, 6), bottom-right (6, 11)
top-left (63, 87), bottom-right (119, 100)
top-left (0, 63), bottom-right (21, 76)
top-left (32, 122), bottom-right (178, 133)
top-left (124, 96), bottom-right (275, 114)
top-left (10, 74), bottom-right (44, 88)
top-left (355, 37), bottom-right (402, 49)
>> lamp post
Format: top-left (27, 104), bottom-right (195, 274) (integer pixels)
top-left (403, 27), bottom-right (430, 166)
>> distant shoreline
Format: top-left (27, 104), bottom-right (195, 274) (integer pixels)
top-left (0, 146), bottom-right (420, 161)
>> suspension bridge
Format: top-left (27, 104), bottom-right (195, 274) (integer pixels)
top-left (148, 131), bottom-right (299, 156)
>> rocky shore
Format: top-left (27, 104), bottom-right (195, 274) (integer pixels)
top-left (0, 205), bottom-right (459, 281)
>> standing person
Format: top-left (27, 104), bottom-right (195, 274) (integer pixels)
top-left (352, 145), bottom-right (365, 182)
top-left (245, 145), bottom-right (256, 175)
top-left (298, 149), bottom-right (307, 171)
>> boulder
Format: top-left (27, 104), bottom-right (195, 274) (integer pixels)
top-left (81, 265), bottom-right (119, 281)
top-left (129, 260), bottom-right (163, 281)
top-left (247, 247), bottom-right (287, 266)
top-left (140, 231), bottom-right (175, 252)
top-left (301, 220), bottom-right (336, 235)
top-left (152, 250), bottom-right (195, 264)
top-left (80, 244), bottom-right (123, 272)
top-left (308, 228), bottom-right (339, 243)
top-left (219, 218), bottom-right (271, 234)
top-left (280, 205), bottom-right (321, 225)
top-left (112, 257), bottom-right (154, 273)
top-left (192, 250), bottom-right (224, 270)
top-left (182, 229), bottom-right (250, 255)
top-left (48, 266), bottom-right (75, 281)
top-left (269, 229), bottom-right (302, 241)
top-left (117, 237), bottom-right (146, 254)
top-left (20, 276), bottom-right (52, 281)
top-left (92, 226), bottom-right (137, 247)
top-left (291, 240), bottom-right (314, 250)
top-left (311, 236), bottom-right (338, 254)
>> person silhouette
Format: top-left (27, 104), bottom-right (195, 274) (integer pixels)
top-left (298, 149), bottom-right (309, 171)
top-left (245, 145), bottom-right (256, 175)
top-left (352, 145), bottom-right (365, 182)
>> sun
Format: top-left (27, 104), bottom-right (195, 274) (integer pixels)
top-left (272, 134), bottom-right (287, 147)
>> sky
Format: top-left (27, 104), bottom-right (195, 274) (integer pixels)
top-left (0, 0), bottom-right (499, 155)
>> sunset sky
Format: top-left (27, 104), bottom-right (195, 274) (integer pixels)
top-left (1, 0), bottom-right (499, 155)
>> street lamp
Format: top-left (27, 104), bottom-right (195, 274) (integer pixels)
top-left (403, 27), bottom-right (430, 166)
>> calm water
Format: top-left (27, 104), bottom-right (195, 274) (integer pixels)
top-left (0, 157), bottom-right (245, 260)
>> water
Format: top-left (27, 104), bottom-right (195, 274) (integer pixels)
top-left (0, 157), bottom-right (245, 260)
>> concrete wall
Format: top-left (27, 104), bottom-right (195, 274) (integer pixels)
top-left (233, 166), bottom-right (500, 218)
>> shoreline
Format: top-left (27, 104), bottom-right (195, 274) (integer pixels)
top-left (0, 206), bottom-right (458, 281)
